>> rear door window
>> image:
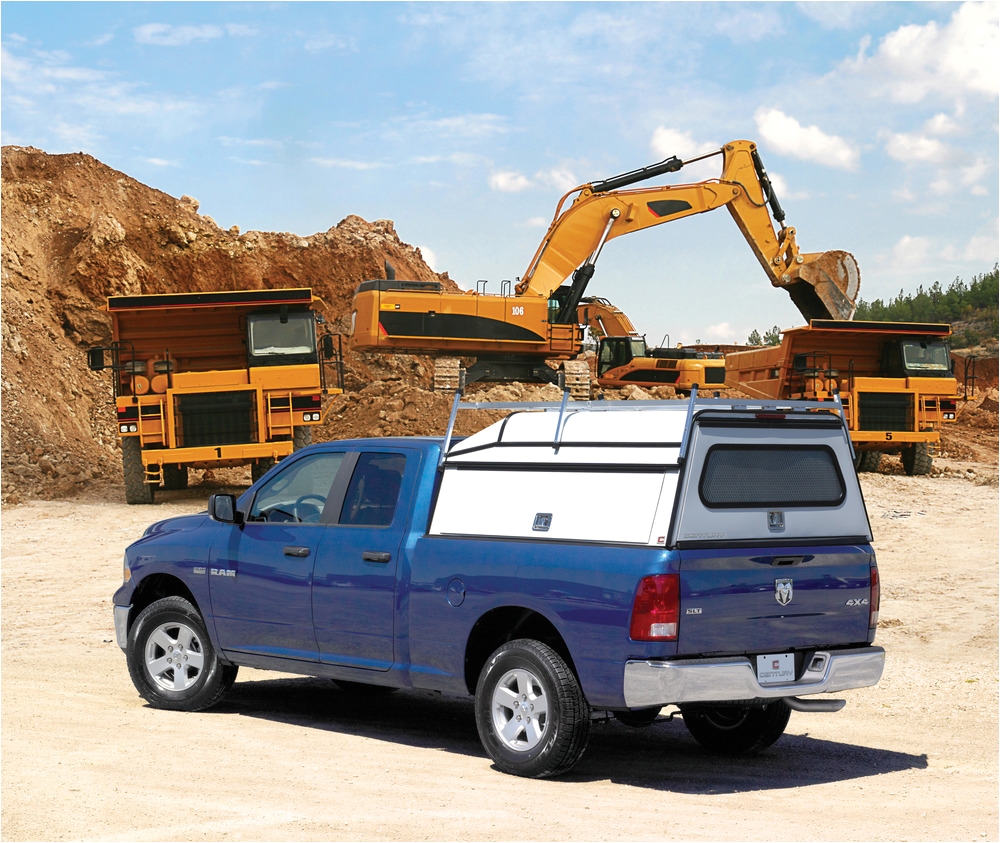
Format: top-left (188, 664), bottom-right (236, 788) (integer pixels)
top-left (699, 445), bottom-right (845, 508)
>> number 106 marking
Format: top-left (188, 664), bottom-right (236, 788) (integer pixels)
top-left (511, 306), bottom-right (524, 316)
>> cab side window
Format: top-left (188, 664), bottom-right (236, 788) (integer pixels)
top-left (339, 453), bottom-right (406, 527)
top-left (248, 452), bottom-right (345, 523)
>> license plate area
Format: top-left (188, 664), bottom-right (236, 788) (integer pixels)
top-left (756, 653), bottom-right (795, 685)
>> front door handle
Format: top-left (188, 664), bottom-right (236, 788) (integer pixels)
top-left (284, 546), bottom-right (310, 558)
top-left (362, 551), bottom-right (391, 563)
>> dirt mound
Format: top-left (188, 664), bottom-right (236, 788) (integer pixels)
top-left (1, 145), bottom-right (454, 504)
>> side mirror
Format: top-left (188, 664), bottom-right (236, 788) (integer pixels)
top-left (209, 494), bottom-right (244, 525)
top-left (87, 348), bottom-right (106, 371)
top-left (322, 334), bottom-right (335, 358)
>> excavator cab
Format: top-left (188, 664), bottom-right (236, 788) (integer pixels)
top-left (597, 337), bottom-right (647, 377)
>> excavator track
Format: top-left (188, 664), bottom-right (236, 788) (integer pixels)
top-left (561, 360), bottom-right (592, 401)
top-left (433, 357), bottom-right (463, 393)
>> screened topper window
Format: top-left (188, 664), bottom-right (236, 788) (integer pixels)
top-left (699, 445), bottom-right (845, 508)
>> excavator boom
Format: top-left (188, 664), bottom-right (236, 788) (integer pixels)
top-left (517, 140), bottom-right (858, 322)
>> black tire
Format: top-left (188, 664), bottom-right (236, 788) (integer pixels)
top-left (902, 442), bottom-right (932, 476)
top-left (122, 438), bottom-right (154, 504)
top-left (613, 707), bottom-right (662, 728)
top-left (293, 426), bottom-right (313, 450)
top-left (126, 596), bottom-right (237, 711)
top-left (853, 451), bottom-right (882, 473)
top-left (251, 457), bottom-right (275, 483)
top-left (161, 464), bottom-right (188, 490)
top-left (681, 700), bottom-right (791, 755)
top-left (475, 639), bottom-right (590, 778)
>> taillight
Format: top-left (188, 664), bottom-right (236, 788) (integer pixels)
top-left (630, 574), bottom-right (679, 641)
top-left (869, 559), bottom-right (880, 629)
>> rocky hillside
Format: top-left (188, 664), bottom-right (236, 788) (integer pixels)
top-left (0, 145), bottom-right (456, 504)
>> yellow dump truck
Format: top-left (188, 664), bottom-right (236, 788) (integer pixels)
top-left (88, 288), bottom-right (343, 503)
top-left (725, 320), bottom-right (960, 474)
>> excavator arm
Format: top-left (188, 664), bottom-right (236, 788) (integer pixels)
top-left (516, 140), bottom-right (859, 322)
top-left (576, 297), bottom-right (641, 340)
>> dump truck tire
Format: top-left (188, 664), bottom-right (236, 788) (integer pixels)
top-left (122, 438), bottom-right (154, 504)
top-left (854, 451), bottom-right (882, 473)
top-left (293, 426), bottom-right (312, 451)
top-left (902, 443), bottom-right (932, 476)
top-left (161, 464), bottom-right (188, 490)
top-left (251, 458), bottom-right (275, 483)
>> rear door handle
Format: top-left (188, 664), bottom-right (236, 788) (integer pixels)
top-left (284, 546), bottom-right (310, 558)
top-left (362, 551), bottom-right (391, 563)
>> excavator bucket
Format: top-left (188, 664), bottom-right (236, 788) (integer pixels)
top-left (782, 250), bottom-right (860, 322)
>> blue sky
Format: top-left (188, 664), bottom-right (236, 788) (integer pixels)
top-left (3, 1), bottom-right (997, 345)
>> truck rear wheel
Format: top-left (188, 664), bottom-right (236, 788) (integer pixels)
top-left (122, 438), bottom-right (154, 504)
top-left (681, 700), bottom-right (791, 755)
top-left (251, 458), bottom-right (275, 483)
top-left (475, 639), bottom-right (590, 778)
top-left (854, 451), bottom-right (882, 473)
top-left (126, 596), bottom-right (238, 711)
top-left (161, 464), bottom-right (188, 490)
top-left (902, 443), bottom-right (932, 476)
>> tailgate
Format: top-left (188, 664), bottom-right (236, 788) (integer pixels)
top-left (676, 545), bottom-right (873, 656)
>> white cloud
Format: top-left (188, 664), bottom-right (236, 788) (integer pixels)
top-left (311, 157), bottom-right (386, 170)
top-left (145, 157), bottom-right (178, 167)
top-left (768, 172), bottom-right (807, 202)
top-left (702, 322), bottom-right (736, 342)
top-left (489, 171), bottom-right (532, 192)
top-left (961, 230), bottom-right (999, 263)
top-left (535, 167), bottom-right (578, 193)
top-left (714, 5), bottom-right (784, 42)
top-left (924, 113), bottom-right (960, 136)
top-left (650, 127), bottom-right (717, 161)
top-left (796, 2), bottom-right (872, 30)
top-left (883, 132), bottom-right (952, 164)
top-left (418, 245), bottom-right (437, 271)
top-left (524, 216), bottom-right (549, 228)
top-left (303, 32), bottom-right (353, 52)
top-left (755, 108), bottom-right (860, 170)
top-left (134, 24), bottom-right (225, 46)
top-left (891, 235), bottom-right (931, 267)
top-left (841, 1), bottom-right (999, 103)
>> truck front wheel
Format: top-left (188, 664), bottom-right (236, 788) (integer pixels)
top-left (475, 639), bottom-right (590, 778)
top-left (681, 700), bottom-right (791, 755)
top-left (126, 596), bottom-right (238, 712)
top-left (122, 438), bottom-right (154, 504)
top-left (902, 443), bottom-right (932, 476)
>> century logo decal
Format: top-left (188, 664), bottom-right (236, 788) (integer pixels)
top-left (775, 578), bottom-right (793, 606)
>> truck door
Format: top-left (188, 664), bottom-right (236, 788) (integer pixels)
top-left (208, 450), bottom-right (346, 661)
top-left (311, 450), bottom-right (411, 671)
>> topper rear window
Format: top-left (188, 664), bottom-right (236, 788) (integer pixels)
top-left (699, 445), bottom-right (845, 508)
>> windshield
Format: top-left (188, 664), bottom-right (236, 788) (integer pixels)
top-left (248, 312), bottom-right (317, 360)
top-left (901, 340), bottom-right (951, 374)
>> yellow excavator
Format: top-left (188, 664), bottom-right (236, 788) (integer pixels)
top-left (350, 139), bottom-right (859, 395)
top-left (577, 296), bottom-right (725, 393)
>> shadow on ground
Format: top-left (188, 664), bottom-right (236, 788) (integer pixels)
top-left (206, 675), bottom-right (927, 792)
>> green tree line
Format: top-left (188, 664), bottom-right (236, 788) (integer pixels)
top-left (748, 265), bottom-right (998, 347)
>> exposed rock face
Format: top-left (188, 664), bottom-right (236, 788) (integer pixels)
top-left (0, 145), bottom-right (455, 503)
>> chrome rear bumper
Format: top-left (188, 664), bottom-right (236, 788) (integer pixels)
top-left (623, 646), bottom-right (884, 708)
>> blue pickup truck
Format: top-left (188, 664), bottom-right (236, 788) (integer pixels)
top-left (114, 394), bottom-right (884, 778)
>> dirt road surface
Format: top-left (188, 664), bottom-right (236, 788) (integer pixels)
top-left (2, 472), bottom-right (997, 842)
